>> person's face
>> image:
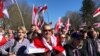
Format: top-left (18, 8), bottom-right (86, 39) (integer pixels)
top-left (60, 34), bottom-right (66, 42)
top-left (43, 25), bottom-right (52, 39)
top-left (73, 39), bottom-right (81, 46)
top-left (18, 29), bottom-right (25, 39)
top-left (62, 29), bottom-right (67, 34)
top-left (31, 26), bottom-right (36, 32)
top-left (83, 32), bottom-right (87, 39)
top-left (8, 29), bottom-right (13, 34)
top-left (92, 31), bottom-right (97, 38)
top-left (52, 29), bottom-right (55, 34)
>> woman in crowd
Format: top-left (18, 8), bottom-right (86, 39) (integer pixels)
top-left (0, 26), bottom-right (30, 56)
top-left (5, 28), bottom-right (14, 41)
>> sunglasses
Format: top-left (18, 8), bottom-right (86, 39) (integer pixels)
top-left (43, 29), bottom-right (51, 32)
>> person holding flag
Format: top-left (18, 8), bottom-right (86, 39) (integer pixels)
top-left (26, 24), bottom-right (66, 56)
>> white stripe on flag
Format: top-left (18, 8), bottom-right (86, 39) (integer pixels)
top-left (93, 12), bottom-right (100, 17)
top-left (3, 9), bottom-right (9, 18)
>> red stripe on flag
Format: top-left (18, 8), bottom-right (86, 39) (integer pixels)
top-left (94, 7), bottom-right (100, 14)
top-left (0, 0), bottom-right (3, 18)
top-left (32, 5), bottom-right (38, 25)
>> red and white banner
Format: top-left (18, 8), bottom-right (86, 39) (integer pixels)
top-left (32, 4), bottom-right (47, 29)
top-left (32, 4), bottom-right (38, 26)
top-left (55, 17), bottom-right (63, 32)
top-left (93, 7), bottom-right (100, 17)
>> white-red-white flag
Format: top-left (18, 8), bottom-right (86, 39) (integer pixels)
top-left (3, 9), bottom-right (9, 18)
top-left (55, 17), bottom-right (63, 32)
top-left (32, 4), bottom-right (38, 26)
top-left (93, 7), bottom-right (100, 17)
top-left (3, 0), bottom-right (14, 18)
top-left (0, 0), bottom-right (14, 19)
top-left (32, 4), bottom-right (47, 29)
top-left (65, 17), bottom-right (71, 33)
top-left (40, 4), bottom-right (47, 14)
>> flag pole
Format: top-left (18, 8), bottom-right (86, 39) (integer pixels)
top-left (14, 0), bottom-right (25, 27)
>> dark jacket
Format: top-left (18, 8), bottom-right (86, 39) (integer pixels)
top-left (82, 38), bottom-right (97, 56)
top-left (64, 44), bottom-right (83, 56)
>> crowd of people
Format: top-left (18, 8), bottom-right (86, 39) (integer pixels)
top-left (0, 23), bottom-right (100, 56)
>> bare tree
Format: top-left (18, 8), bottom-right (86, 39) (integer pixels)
top-left (5, 1), bottom-right (32, 30)
top-left (63, 11), bottom-right (82, 29)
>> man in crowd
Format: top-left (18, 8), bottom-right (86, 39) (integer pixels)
top-left (26, 24), bottom-right (66, 56)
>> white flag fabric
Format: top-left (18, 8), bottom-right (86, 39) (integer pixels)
top-left (25, 44), bottom-right (45, 54)
top-left (3, 9), bottom-right (9, 18)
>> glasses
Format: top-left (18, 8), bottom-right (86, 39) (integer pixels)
top-left (43, 29), bottom-right (51, 32)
